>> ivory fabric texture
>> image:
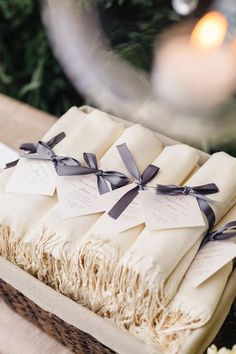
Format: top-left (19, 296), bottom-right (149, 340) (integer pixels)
top-left (0, 108), bottom-right (124, 263)
top-left (106, 152), bottom-right (236, 343)
top-left (0, 167), bottom-right (13, 193)
top-left (156, 203), bottom-right (236, 353)
top-left (17, 124), bottom-right (163, 298)
top-left (77, 144), bottom-right (200, 311)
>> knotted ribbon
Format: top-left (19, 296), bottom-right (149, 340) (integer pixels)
top-left (19, 132), bottom-right (80, 174)
top-left (108, 143), bottom-right (160, 219)
top-left (200, 221), bottom-right (236, 248)
top-left (57, 152), bottom-right (130, 195)
top-left (155, 183), bottom-right (219, 229)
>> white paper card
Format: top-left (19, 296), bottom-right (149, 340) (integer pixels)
top-left (98, 183), bottom-right (135, 211)
top-left (98, 183), bottom-right (145, 232)
top-left (0, 143), bottom-right (19, 170)
top-left (57, 174), bottom-right (110, 218)
top-left (139, 191), bottom-right (206, 231)
top-left (190, 240), bottom-right (236, 288)
top-left (5, 158), bottom-right (57, 196)
top-left (109, 196), bottom-right (144, 233)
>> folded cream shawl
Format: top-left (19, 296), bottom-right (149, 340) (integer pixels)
top-left (156, 204), bottom-right (236, 354)
top-left (107, 152), bottom-right (236, 342)
top-left (0, 109), bottom-right (124, 262)
top-left (77, 144), bottom-right (200, 312)
top-left (17, 124), bottom-right (162, 299)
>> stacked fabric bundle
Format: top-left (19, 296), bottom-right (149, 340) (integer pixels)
top-left (17, 121), bottom-right (163, 296)
top-left (77, 144), bottom-right (200, 311)
top-left (155, 203), bottom-right (236, 353)
top-left (0, 108), bottom-right (125, 262)
top-left (101, 152), bottom-right (236, 343)
top-left (0, 107), bottom-right (235, 353)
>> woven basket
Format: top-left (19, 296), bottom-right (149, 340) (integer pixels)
top-left (0, 277), bottom-right (235, 354)
top-left (0, 278), bottom-right (115, 354)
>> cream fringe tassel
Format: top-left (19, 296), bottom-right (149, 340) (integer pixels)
top-left (78, 236), bottom-right (172, 339)
top-left (100, 263), bottom-right (194, 352)
top-left (77, 236), bottom-right (121, 312)
top-left (0, 224), bottom-right (21, 263)
top-left (101, 265), bottom-right (167, 329)
top-left (153, 309), bottom-right (202, 353)
top-left (13, 226), bottom-right (84, 303)
top-left (0, 223), bottom-right (197, 351)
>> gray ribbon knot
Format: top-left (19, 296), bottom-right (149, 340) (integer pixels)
top-left (135, 180), bottom-right (145, 190)
top-left (19, 132), bottom-right (80, 174)
top-left (108, 143), bottom-right (160, 219)
top-left (96, 170), bottom-right (104, 177)
top-left (200, 221), bottom-right (236, 248)
top-left (56, 152), bottom-right (130, 195)
top-left (183, 186), bottom-right (191, 195)
top-left (155, 183), bottom-right (219, 229)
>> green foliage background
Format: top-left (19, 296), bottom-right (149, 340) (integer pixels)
top-left (0, 0), bottom-right (177, 116)
top-left (0, 0), bottom-right (82, 116)
top-left (0, 0), bottom-right (235, 155)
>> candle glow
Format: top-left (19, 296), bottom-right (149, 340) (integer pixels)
top-left (191, 11), bottom-right (228, 50)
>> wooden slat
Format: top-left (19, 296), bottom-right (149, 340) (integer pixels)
top-left (0, 94), bottom-right (56, 150)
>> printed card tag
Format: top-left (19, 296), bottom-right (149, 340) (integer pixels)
top-left (99, 183), bottom-right (145, 232)
top-left (0, 143), bottom-right (19, 171)
top-left (5, 158), bottom-right (57, 196)
top-left (109, 195), bottom-right (144, 233)
top-left (190, 240), bottom-right (236, 288)
top-left (57, 174), bottom-right (112, 218)
top-left (139, 191), bottom-right (206, 231)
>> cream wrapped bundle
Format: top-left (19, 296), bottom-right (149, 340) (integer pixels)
top-left (17, 124), bottom-right (163, 296)
top-left (0, 107), bottom-right (83, 194)
top-left (78, 144), bottom-right (200, 311)
top-left (108, 152), bottom-right (236, 339)
top-left (0, 168), bottom-right (13, 193)
top-left (0, 109), bottom-right (124, 262)
top-left (157, 204), bottom-right (236, 354)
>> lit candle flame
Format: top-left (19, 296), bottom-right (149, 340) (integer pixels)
top-left (191, 11), bottom-right (228, 50)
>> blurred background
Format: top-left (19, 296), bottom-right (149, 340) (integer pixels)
top-left (0, 0), bottom-right (178, 115)
top-left (1, 0), bottom-right (236, 155)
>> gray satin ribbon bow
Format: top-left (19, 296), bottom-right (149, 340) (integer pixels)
top-left (200, 221), bottom-right (236, 248)
top-left (19, 132), bottom-right (80, 174)
top-left (155, 183), bottom-right (219, 229)
top-left (57, 152), bottom-right (130, 195)
top-left (108, 143), bottom-right (160, 219)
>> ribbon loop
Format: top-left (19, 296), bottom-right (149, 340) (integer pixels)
top-left (57, 151), bottom-right (129, 195)
top-left (5, 132), bottom-right (66, 170)
top-left (20, 132), bottom-right (66, 155)
top-left (20, 142), bottom-right (37, 153)
top-left (200, 221), bottom-right (236, 248)
top-left (46, 132), bottom-right (66, 149)
top-left (108, 144), bottom-right (159, 219)
top-left (156, 183), bottom-right (219, 229)
top-left (83, 152), bottom-right (98, 170)
top-left (82, 152), bottom-right (129, 194)
top-left (117, 143), bottom-right (141, 181)
top-left (19, 132), bottom-right (81, 175)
